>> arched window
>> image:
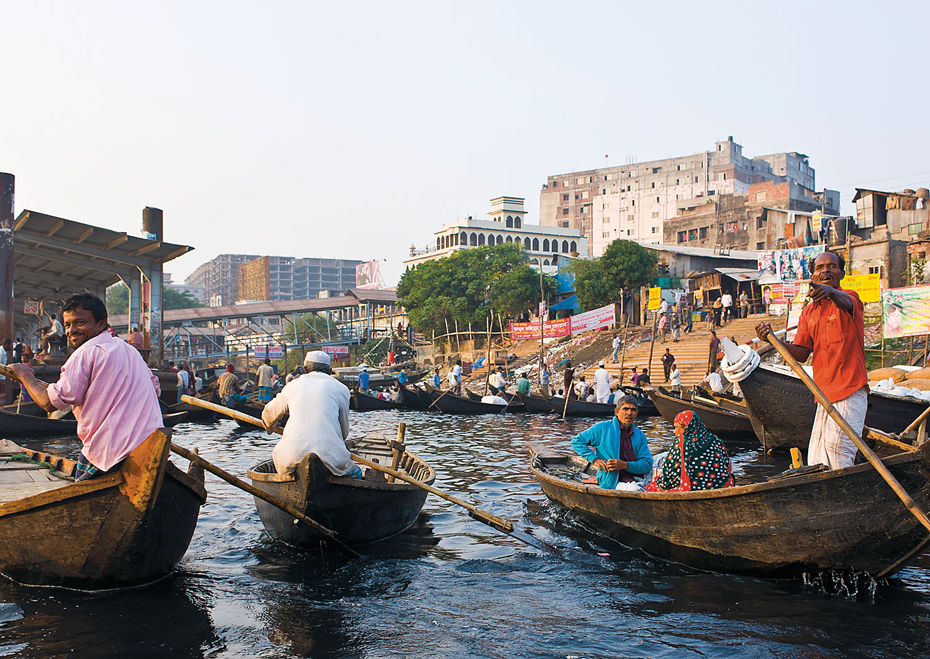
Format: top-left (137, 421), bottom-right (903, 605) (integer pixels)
top-left (496, 234), bottom-right (503, 246)
top-left (470, 232), bottom-right (477, 246)
top-left (437, 237), bottom-right (441, 250)
top-left (532, 238), bottom-right (539, 251)
top-left (544, 259), bottom-right (550, 266)
top-left (570, 241), bottom-right (577, 253)
top-left (543, 239), bottom-right (550, 252)
top-left (514, 217), bottom-right (522, 228)
top-left (506, 235), bottom-right (513, 243)
top-left (460, 231), bottom-right (467, 245)
top-left (478, 233), bottom-right (485, 246)
top-left (562, 240), bottom-right (569, 253)
top-left (524, 237), bottom-right (531, 250)
top-left (506, 215), bottom-right (513, 228)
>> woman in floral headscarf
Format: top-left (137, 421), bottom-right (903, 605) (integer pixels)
top-left (646, 410), bottom-right (734, 492)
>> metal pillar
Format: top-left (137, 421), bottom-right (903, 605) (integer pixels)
top-left (0, 173), bottom-right (14, 349)
top-left (129, 276), bottom-right (141, 331)
top-left (142, 207), bottom-right (164, 367)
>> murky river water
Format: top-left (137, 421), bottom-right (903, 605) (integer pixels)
top-left (2, 411), bottom-right (930, 658)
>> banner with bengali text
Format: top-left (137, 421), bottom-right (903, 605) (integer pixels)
top-left (509, 317), bottom-right (570, 341)
top-left (647, 287), bottom-right (661, 310)
top-left (570, 304), bottom-right (616, 335)
top-left (842, 273), bottom-right (881, 303)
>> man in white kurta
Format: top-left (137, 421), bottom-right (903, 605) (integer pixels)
top-left (594, 361), bottom-right (612, 403)
top-left (261, 350), bottom-right (361, 478)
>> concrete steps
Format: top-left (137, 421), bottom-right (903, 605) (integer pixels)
top-left (578, 314), bottom-right (783, 387)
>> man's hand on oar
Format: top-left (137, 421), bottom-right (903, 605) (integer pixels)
top-left (180, 394), bottom-right (564, 560)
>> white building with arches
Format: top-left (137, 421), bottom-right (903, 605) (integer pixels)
top-left (403, 196), bottom-right (587, 274)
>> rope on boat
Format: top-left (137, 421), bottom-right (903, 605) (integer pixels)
top-left (721, 342), bottom-right (760, 383)
top-left (7, 453), bottom-right (74, 480)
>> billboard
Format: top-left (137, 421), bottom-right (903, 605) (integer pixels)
top-left (761, 282), bottom-right (809, 306)
top-left (252, 346), bottom-right (267, 358)
top-left (509, 318), bottom-right (570, 341)
top-left (883, 285), bottom-right (930, 339)
top-left (355, 260), bottom-right (381, 290)
top-left (841, 273), bottom-right (881, 304)
top-left (570, 304), bottom-right (616, 335)
top-left (757, 245), bottom-right (825, 284)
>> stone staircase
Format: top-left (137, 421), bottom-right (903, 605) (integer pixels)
top-left (577, 313), bottom-right (783, 388)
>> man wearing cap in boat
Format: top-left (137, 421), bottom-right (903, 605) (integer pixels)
top-left (9, 293), bottom-right (163, 481)
top-left (570, 394), bottom-right (653, 490)
top-left (261, 350), bottom-right (362, 479)
top-left (756, 251), bottom-right (868, 470)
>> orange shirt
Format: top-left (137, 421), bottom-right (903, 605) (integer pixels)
top-left (792, 288), bottom-right (867, 403)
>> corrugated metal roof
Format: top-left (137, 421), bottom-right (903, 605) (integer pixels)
top-left (716, 267), bottom-right (760, 281)
top-left (645, 244), bottom-right (759, 260)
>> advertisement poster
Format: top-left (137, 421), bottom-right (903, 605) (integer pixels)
top-left (570, 304), bottom-right (616, 335)
top-left (510, 318), bottom-right (570, 341)
top-left (760, 282), bottom-right (809, 306)
top-left (267, 346), bottom-right (283, 359)
top-left (355, 261), bottom-right (381, 290)
top-left (757, 245), bottom-right (825, 284)
top-left (647, 287), bottom-right (661, 310)
top-left (842, 273), bottom-right (881, 303)
top-left (883, 285), bottom-right (930, 339)
top-left (556, 259), bottom-right (575, 294)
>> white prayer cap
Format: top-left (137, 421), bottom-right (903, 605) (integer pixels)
top-left (598, 361), bottom-right (605, 367)
top-left (304, 350), bottom-right (331, 368)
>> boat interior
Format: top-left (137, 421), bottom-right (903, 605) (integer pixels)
top-left (0, 439), bottom-right (76, 504)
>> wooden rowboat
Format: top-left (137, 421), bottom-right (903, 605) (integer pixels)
top-left (547, 397), bottom-right (615, 417)
top-left (738, 364), bottom-right (927, 450)
top-left (519, 393), bottom-right (555, 414)
top-left (432, 391), bottom-right (507, 414)
top-left (647, 387), bottom-right (756, 441)
top-left (529, 435), bottom-right (930, 579)
top-left (0, 431), bottom-right (206, 589)
top-left (351, 390), bottom-right (404, 411)
top-left (618, 386), bottom-right (659, 417)
top-left (0, 408), bottom-right (78, 438)
top-left (398, 385), bottom-right (432, 410)
top-left (247, 434), bottom-right (435, 545)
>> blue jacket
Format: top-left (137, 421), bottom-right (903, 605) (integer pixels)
top-left (570, 419), bottom-right (653, 490)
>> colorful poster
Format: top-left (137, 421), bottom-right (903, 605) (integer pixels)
top-left (647, 287), bottom-right (661, 310)
top-left (355, 261), bottom-right (381, 290)
top-left (556, 259), bottom-right (575, 294)
top-left (760, 282), bottom-right (808, 306)
top-left (883, 285), bottom-right (930, 339)
top-left (570, 304), bottom-right (616, 335)
top-left (509, 318), bottom-right (571, 341)
top-left (757, 245), bottom-right (825, 284)
top-left (842, 273), bottom-right (881, 303)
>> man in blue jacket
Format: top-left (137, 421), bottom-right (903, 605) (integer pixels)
top-left (570, 395), bottom-right (653, 489)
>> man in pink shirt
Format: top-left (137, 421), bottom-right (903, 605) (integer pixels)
top-left (10, 293), bottom-right (163, 481)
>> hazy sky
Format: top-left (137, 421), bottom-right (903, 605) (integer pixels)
top-left (3, 1), bottom-right (929, 287)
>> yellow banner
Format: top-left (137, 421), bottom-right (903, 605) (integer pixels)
top-left (648, 287), bottom-right (661, 310)
top-left (811, 213), bottom-right (822, 233)
top-left (843, 273), bottom-right (882, 303)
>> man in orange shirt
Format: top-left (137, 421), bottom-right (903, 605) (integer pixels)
top-left (756, 252), bottom-right (867, 469)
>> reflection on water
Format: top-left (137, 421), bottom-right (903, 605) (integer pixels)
top-left (1, 412), bottom-right (929, 658)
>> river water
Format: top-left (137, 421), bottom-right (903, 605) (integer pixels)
top-left (2, 411), bottom-right (930, 658)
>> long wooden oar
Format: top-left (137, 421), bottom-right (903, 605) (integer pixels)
top-left (902, 405), bottom-right (930, 436)
top-left (182, 395), bottom-right (564, 558)
top-left (765, 333), bottom-right (930, 534)
top-left (169, 442), bottom-right (360, 559)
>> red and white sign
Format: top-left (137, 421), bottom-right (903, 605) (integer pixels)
top-left (23, 300), bottom-right (40, 315)
top-left (570, 304), bottom-right (616, 335)
top-left (322, 345), bottom-right (350, 355)
top-left (268, 346), bottom-right (283, 359)
top-left (252, 346), bottom-right (268, 358)
top-left (355, 261), bottom-right (381, 290)
top-left (509, 318), bottom-right (570, 341)
top-left (538, 301), bottom-right (547, 316)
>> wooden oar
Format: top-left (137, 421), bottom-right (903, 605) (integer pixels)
top-left (902, 405), bottom-right (930, 436)
top-left (427, 386), bottom-right (455, 410)
top-left (182, 395), bottom-right (565, 559)
top-left (764, 332), bottom-right (930, 534)
top-left (169, 442), bottom-right (360, 560)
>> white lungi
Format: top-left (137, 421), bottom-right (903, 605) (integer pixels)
top-left (807, 387), bottom-right (868, 470)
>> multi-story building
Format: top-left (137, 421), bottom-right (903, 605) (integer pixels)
top-left (187, 254), bottom-right (363, 306)
top-left (404, 196), bottom-right (588, 274)
top-left (164, 273), bottom-right (206, 304)
top-left (540, 136), bottom-right (837, 256)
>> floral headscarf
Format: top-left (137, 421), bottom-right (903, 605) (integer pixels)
top-left (647, 410), bottom-right (734, 492)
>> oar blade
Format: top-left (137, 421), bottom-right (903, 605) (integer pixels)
top-left (466, 510), bottom-right (564, 560)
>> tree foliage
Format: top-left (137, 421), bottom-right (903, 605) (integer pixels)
top-left (398, 243), bottom-right (556, 338)
top-left (572, 240), bottom-right (657, 309)
top-left (105, 283), bottom-right (205, 315)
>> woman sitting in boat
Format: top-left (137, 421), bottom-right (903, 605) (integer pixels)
top-left (570, 395), bottom-right (653, 491)
top-left (646, 411), bottom-right (734, 492)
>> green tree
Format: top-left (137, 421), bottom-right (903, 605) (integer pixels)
top-left (105, 283), bottom-right (204, 315)
top-left (571, 240), bottom-right (657, 310)
top-left (490, 265), bottom-right (556, 319)
top-left (571, 258), bottom-right (615, 310)
top-left (398, 243), bottom-right (552, 338)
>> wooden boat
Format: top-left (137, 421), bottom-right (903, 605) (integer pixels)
top-left (647, 387), bottom-right (756, 441)
top-left (618, 386), bottom-right (659, 417)
top-left (432, 391), bottom-right (507, 414)
top-left (351, 390), bottom-right (404, 411)
top-left (529, 436), bottom-right (930, 579)
top-left (0, 408), bottom-right (77, 438)
top-left (398, 385), bottom-right (432, 410)
top-left (247, 434), bottom-right (435, 545)
top-left (519, 393), bottom-right (555, 414)
top-left (0, 431), bottom-right (206, 588)
top-left (161, 411), bottom-right (189, 427)
top-left (547, 396), bottom-right (616, 417)
top-left (738, 364), bottom-right (928, 450)
top-left (167, 390), bottom-right (221, 423)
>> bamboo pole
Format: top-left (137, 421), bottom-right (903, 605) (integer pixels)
top-left (484, 312), bottom-right (494, 396)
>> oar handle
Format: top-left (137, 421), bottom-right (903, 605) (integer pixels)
top-left (765, 332), bottom-right (930, 534)
top-left (0, 363), bottom-right (50, 387)
top-left (903, 405), bottom-right (930, 436)
top-left (181, 395), bottom-right (283, 434)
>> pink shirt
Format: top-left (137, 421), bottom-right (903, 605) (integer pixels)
top-left (48, 331), bottom-right (163, 470)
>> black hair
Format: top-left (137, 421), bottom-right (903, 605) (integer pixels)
top-left (615, 394), bottom-right (639, 409)
top-left (62, 293), bottom-right (107, 323)
top-left (264, 358), bottom-right (271, 365)
top-left (807, 251), bottom-right (845, 275)
top-left (888, 302), bottom-right (903, 312)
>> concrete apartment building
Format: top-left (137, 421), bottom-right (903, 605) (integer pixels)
top-left (186, 254), bottom-right (362, 306)
top-left (404, 196), bottom-right (588, 274)
top-left (539, 137), bottom-right (837, 256)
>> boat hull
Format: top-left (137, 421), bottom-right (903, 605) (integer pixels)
top-left (352, 391), bottom-right (404, 411)
top-left (739, 365), bottom-right (927, 450)
top-left (548, 397), bottom-right (616, 417)
top-left (432, 392), bottom-right (506, 414)
top-left (529, 441), bottom-right (930, 578)
top-left (647, 387), bottom-right (756, 441)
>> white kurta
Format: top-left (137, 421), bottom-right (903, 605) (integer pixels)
top-left (594, 367), bottom-right (611, 403)
top-left (261, 372), bottom-right (353, 476)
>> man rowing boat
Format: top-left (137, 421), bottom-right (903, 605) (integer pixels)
top-left (756, 251), bottom-right (867, 469)
top-left (10, 293), bottom-right (163, 481)
top-left (261, 350), bottom-right (362, 478)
